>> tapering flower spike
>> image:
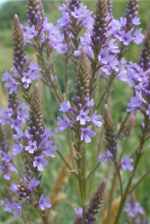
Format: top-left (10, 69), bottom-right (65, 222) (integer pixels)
top-left (91, 0), bottom-right (109, 54)
top-left (139, 26), bottom-right (150, 71)
top-left (76, 51), bottom-right (92, 100)
top-left (85, 181), bottom-right (105, 223)
top-left (27, 0), bottom-right (44, 30)
top-left (13, 15), bottom-right (26, 73)
top-left (125, 0), bottom-right (139, 30)
top-left (29, 85), bottom-right (44, 141)
top-left (68, 0), bottom-right (80, 11)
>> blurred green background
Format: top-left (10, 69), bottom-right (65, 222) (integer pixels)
top-left (1, 1), bottom-right (150, 224)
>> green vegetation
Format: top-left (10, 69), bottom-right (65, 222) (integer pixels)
top-left (1, 1), bottom-right (150, 224)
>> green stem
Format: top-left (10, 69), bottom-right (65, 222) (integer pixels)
top-left (75, 136), bottom-right (87, 223)
top-left (113, 118), bottom-right (148, 224)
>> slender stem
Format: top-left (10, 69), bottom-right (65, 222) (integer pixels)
top-left (41, 211), bottom-right (49, 224)
top-left (113, 161), bottom-right (123, 198)
top-left (113, 118), bottom-right (148, 224)
top-left (86, 162), bottom-right (100, 180)
top-left (96, 75), bottom-right (115, 110)
top-left (64, 54), bottom-right (69, 96)
top-left (106, 172), bottom-right (117, 224)
top-left (129, 168), bottom-right (150, 194)
top-left (116, 112), bottom-right (130, 139)
top-left (57, 150), bottom-right (78, 177)
top-left (75, 133), bottom-right (87, 223)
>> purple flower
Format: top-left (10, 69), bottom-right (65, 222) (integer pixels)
top-left (28, 178), bottom-right (40, 191)
top-left (125, 201), bottom-right (144, 218)
top-left (132, 17), bottom-right (141, 26)
top-left (2, 71), bottom-right (18, 94)
top-left (21, 63), bottom-right (40, 89)
top-left (121, 156), bottom-right (134, 172)
top-left (98, 150), bottom-right (113, 163)
top-left (12, 144), bottom-right (23, 156)
top-left (0, 160), bottom-right (17, 181)
top-left (91, 113), bottom-right (103, 127)
top-left (57, 116), bottom-right (71, 131)
top-left (80, 127), bottom-right (96, 143)
top-left (76, 110), bottom-right (90, 125)
top-left (33, 155), bottom-right (48, 171)
top-left (75, 207), bottom-right (83, 218)
top-left (3, 200), bottom-right (22, 217)
top-left (127, 96), bottom-right (142, 112)
top-left (59, 101), bottom-right (71, 113)
top-left (24, 141), bottom-right (37, 154)
top-left (39, 195), bottom-right (51, 211)
top-left (23, 25), bottom-right (37, 43)
top-left (10, 183), bottom-right (18, 193)
top-left (133, 29), bottom-right (144, 44)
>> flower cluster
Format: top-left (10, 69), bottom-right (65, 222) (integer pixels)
top-left (57, 98), bottom-right (103, 143)
top-left (125, 200), bottom-right (144, 218)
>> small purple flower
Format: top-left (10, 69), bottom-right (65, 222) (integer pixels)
top-left (3, 200), bottom-right (22, 217)
top-left (21, 63), bottom-right (40, 89)
top-left (28, 178), bottom-right (40, 191)
top-left (125, 201), bottom-right (144, 218)
top-left (12, 143), bottom-right (23, 156)
top-left (59, 101), bottom-right (71, 113)
top-left (76, 110), bottom-right (90, 125)
top-left (23, 25), bottom-right (37, 43)
top-left (127, 96), bottom-right (142, 112)
top-left (80, 127), bottom-right (96, 143)
top-left (133, 29), bottom-right (144, 44)
top-left (33, 155), bottom-right (48, 171)
top-left (24, 141), bottom-right (37, 154)
top-left (57, 116), bottom-right (71, 131)
top-left (2, 71), bottom-right (18, 94)
top-left (132, 17), bottom-right (140, 26)
top-left (10, 183), bottom-right (18, 193)
top-left (98, 150), bottom-right (113, 163)
top-left (121, 156), bottom-right (134, 172)
top-left (39, 195), bottom-right (51, 211)
top-left (75, 207), bottom-right (83, 218)
top-left (91, 113), bottom-right (103, 127)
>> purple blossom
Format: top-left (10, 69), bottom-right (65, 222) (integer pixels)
top-left (39, 129), bottom-right (56, 157)
top-left (42, 17), bottom-right (68, 54)
top-left (23, 25), bottom-right (37, 43)
top-left (2, 71), bottom-right (18, 94)
top-left (21, 63), bottom-right (40, 89)
top-left (76, 110), bottom-right (90, 125)
top-left (12, 143), bottom-right (23, 156)
top-left (133, 29), bottom-right (144, 44)
top-left (80, 127), bottom-right (96, 143)
top-left (91, 113), bottom-right (103, 127)
top-left (127, 96), bottom-right (142, 112)
top-left (33, 155), bottom-right (48, 172)
top-left (24, 141), bottom-right (37, 154)
top-left (57, 116), bottom-right (71, 131)
top-left (3, 200), bottom-right (22, 217)
top-left (125, 201), bottom-right (144, 218)
top-left (75, 207), bottom-right (83, 218)
top-left (132, 17), bottom-right (141, 26)
top-left (39, 195), bottom-right (51, 210)
top-left (75, 31), bottom-right (94, 58)
top-left (121, 156), bottom-right (134, 172)
top-left (0, 154), bottom-right (17, 181)
top-left (59, 101), bottom-right (71, 113)
top-left (58, 2), bottom-right (94, 31)
top-left (98, 150), bottom-right (113, 163)
top-left (28, 178), bottom-right (40, 191)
